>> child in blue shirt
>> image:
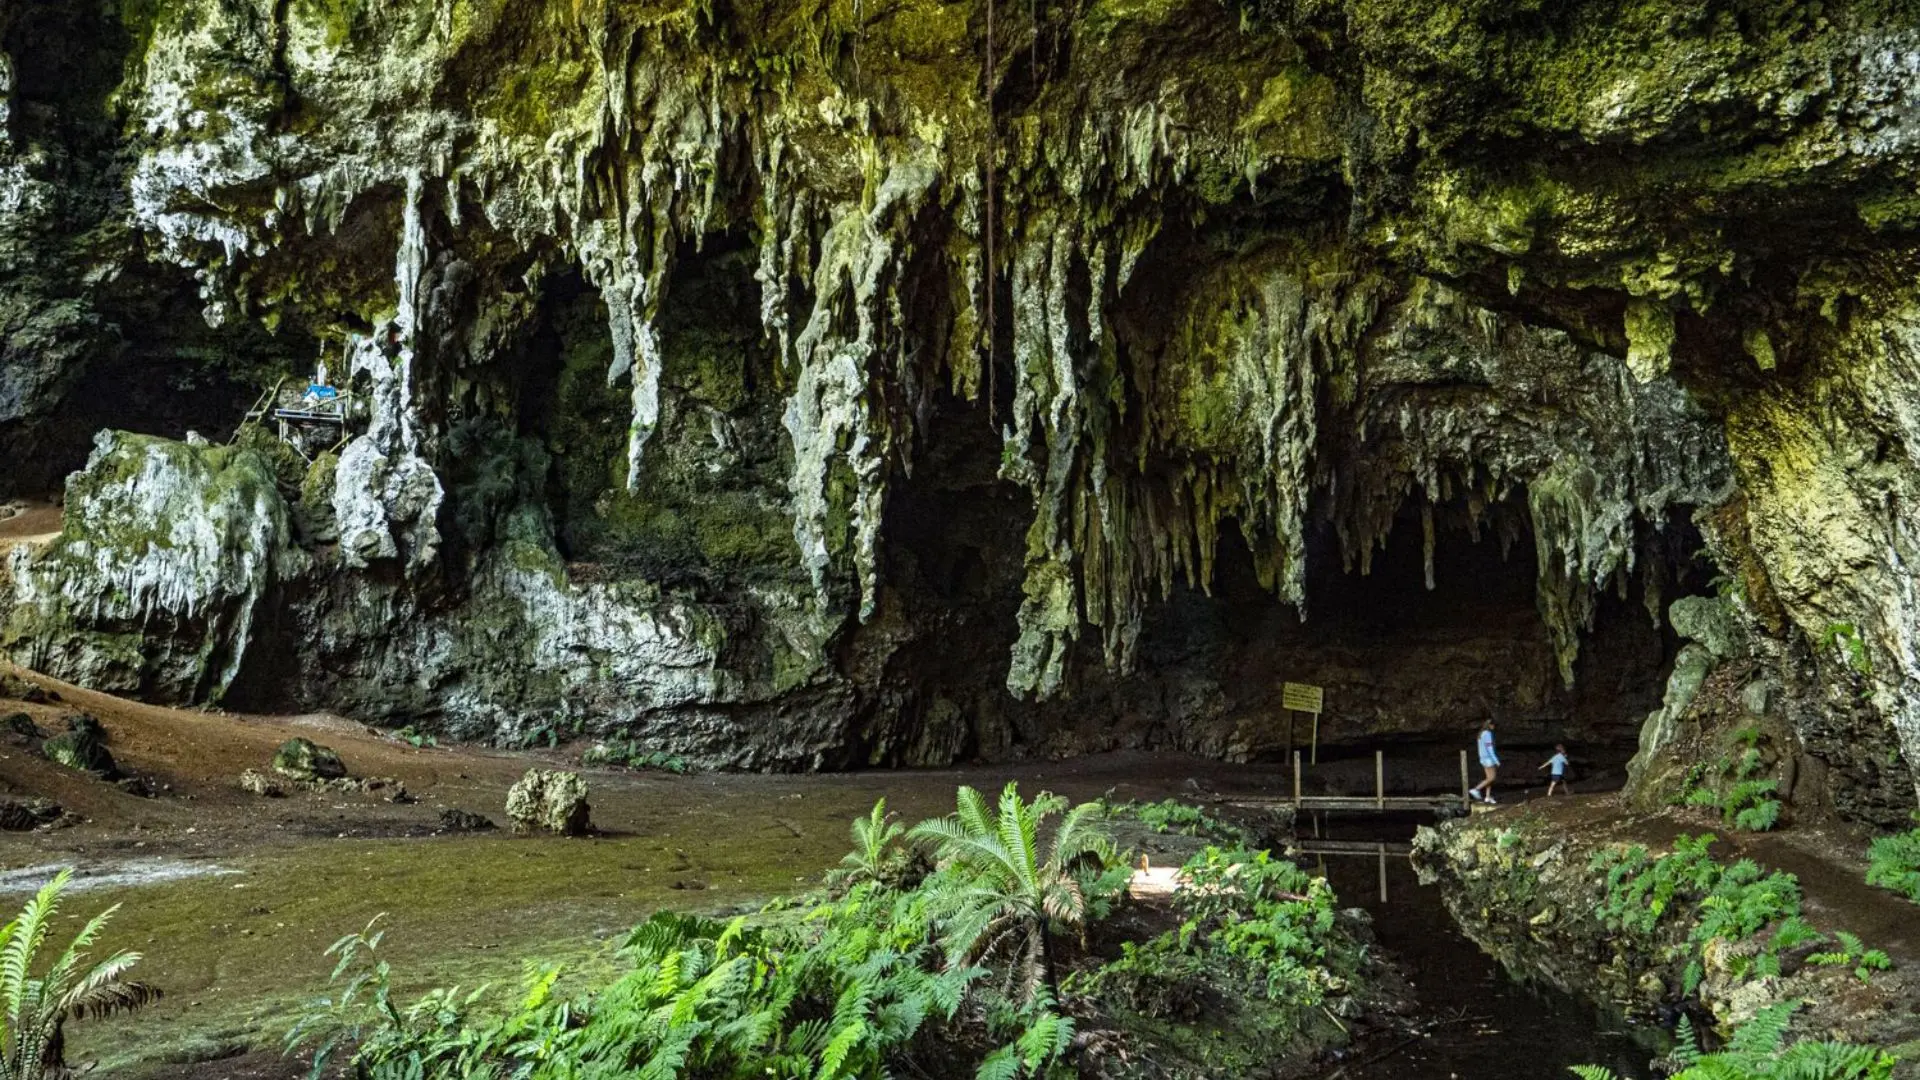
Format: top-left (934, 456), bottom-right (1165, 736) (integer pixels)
top-left (1538, 744), bottom-right (1570, 796)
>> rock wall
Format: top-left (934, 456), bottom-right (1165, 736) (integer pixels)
top-left (0, 0), bottom-right (1916, 812)
top-left (1411, 813), bottom-right (1920, 1051)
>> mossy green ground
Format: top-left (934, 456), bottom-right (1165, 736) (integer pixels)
top-left (5, 746), bottom-right (1244, 1076)
top-left (55, 793), bottom-right (897, 1072)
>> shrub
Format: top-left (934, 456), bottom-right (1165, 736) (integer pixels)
top-left (0, 868), bottom-right (161, 1079)
top-left (1104, 798), bottom-right (1255, 845)
top-left (1679, 744), bottom-right (1783, 832)
top-left (910, 783), bottom-right (1115, 1003)
top-left (1072, 845), bottom-right (1348, 1039)
top-left (1572, 1001), bottom-right (1896, 1079)
top-left (1865, 822), bottom-right (1920, 904)
top-left (291, 894), bottom-right (1000, 1080)
top-left (289, 786), bottom-right (1114, 1080)
top-left (1591, 834), bottom-right (1804, 993)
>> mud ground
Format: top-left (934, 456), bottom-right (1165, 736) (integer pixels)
top-left (0, 663), bottom-right (1302, 1076)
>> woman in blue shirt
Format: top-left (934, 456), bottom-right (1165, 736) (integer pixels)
top-left (1469, 720), bottom-right (1499, 804)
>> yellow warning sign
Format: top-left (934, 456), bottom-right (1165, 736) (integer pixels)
top-left (1282, 682), bottom-right (1324, 714)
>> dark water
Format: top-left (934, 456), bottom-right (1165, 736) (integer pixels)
top-left (1303, 815), bottom-right (1665, 1080)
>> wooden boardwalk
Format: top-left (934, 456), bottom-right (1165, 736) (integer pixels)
top-left (1226, 750), bottom-right (1473, 815)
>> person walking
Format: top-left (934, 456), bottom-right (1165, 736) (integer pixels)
top-left (1469, 720), bottom-right (1499, 804)
top-left (1539, 744), bottom-right (1571, 796)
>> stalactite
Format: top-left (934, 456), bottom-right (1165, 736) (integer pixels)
top-left (107, 0), bottom-right (1732, 710)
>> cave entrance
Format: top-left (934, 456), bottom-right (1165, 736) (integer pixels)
top-left (1130, 493), bottom-right (1704, 789)
top-left (867, 392), bottom-right (1708, 780)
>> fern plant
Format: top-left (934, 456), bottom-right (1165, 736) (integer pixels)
top-left (1821, 622), bottom-right (1874, 677)
top-left (1104, 798), bottom-right (1254, 845)
top-left (1680, 746), bottom-right (1783, 832)
top-left (1071, 844), bottom-right (1349, 1044)
top-left (1570, 1001), bottom-right (1897, 1079)
top-left (827, 798), bottom-right (909, 890)
top-left (0, 869), bottom-right (161, 1080)
top-left (1865, 821), bottom-right (1920, 904)
top-left (286, 790), bottom-right (1115, 1080)
top-left (1807, 931), bottom-right (1893, 982)
top-left (910, 783), bottom-right (1115, 1003)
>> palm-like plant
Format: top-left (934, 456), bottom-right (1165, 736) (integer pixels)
top-left (909, 783), bottom-right (1113, 1003)
top-left (0, 869), bottom-right (161, 1079)
top-left (826, 798), bottom-right (907, 890)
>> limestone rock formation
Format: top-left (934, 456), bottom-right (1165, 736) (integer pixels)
top-left (0, 798), bottom-right (65, 831)
top-left (1, 711), bottom-right (42, 742)
top-left (506, 769), bottom-right (591, 836)
top-left (3, 431), bottom-right (294, 702)
top-left (438, 808), bottom-right (496, 832)
top-left (41, 713), bottom-right (115, 777)
top-left (271, 737), bottom-right (346, 782)
top-left (238, 769), bottom-right (285, 797)
top-left (0, 0), bottom-right (1916, 819)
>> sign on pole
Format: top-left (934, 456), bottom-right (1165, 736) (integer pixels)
top-left (1282, 682), bottom-right (1326, 764)
top-left (1282, 683), bottom-right (1323, 713)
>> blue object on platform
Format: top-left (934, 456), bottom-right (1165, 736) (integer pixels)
top-left (305, 384), bottom-right (339, 400)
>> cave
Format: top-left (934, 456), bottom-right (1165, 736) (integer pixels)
top-left (865, 384), bottom-right (1706, 772)
top-left (12, 0), bottom-right (1920, 1075)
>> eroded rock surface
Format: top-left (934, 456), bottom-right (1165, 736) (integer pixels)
top-left (0, 0), bottom-right (1915, 816)
top-left (506, 768), bottom-right (591, 836)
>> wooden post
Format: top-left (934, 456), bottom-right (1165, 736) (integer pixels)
top-left (1311, 711), bottom-right (1320, 765)
top-left (1378, 842), bottom-right (1388, 903)
top-left (1460, 749), bottom-right (1470, 810)
top-left (1293, 751), bottom-right (1302, 808)
top-left (1375, 750), bottom-right (1385, 810)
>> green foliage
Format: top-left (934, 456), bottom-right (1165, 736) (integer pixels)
top-left (284, 787), bottom-right (1366, 1080)
top-left (1071, 845), bottom-right (1349, 1044)
top-left (1103, 798), bottom-right (1254, 845)
top-left (1679, 745), bottom-right (1783, 832)
top-left (1865, 823), bottom-right (1920, 904)
top-left (1571, 1002), bottom-right (1897, 1079)
top-left (826, 799), bottom-right (909, 891)
top-left (1821, 622), bottom-right (1874, 677)
top-left (580, 738), bottom-right (691, 773)
top-left (0, 869), bottom-right (161, 1080)
top-left (1589, 835), bottom-right (1893, 1000)
top-left (910, 783), bottom-right (1116, 1004)
top-left (291, 894), bottom-right (993, 1080)
top-left (288, 788), bottom-right (1124, 1080)
top-left (1590, 834), bottom-right (1804, 993)
top-left (510, 713), bottom-right (583, 751)
top-left (392, 725), bottom-right (438, 749)
top-left (1806, 931), bottom-right (1893, 983)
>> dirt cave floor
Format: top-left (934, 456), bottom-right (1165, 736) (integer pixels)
top-left (0, 663), bottom-right (1344, 1077)
top-left (7, 656), bottom-right (1913, 1078)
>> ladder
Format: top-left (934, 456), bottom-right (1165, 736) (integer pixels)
top-left (232, 376), bottom-right (290, 442)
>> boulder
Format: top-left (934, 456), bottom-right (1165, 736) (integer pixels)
top-left (2, 712), bottom-right (44, 742)
top-left (42, 715), bottom-right (116, 777)
top-left (505, 769), bottom-right (591, 836)
top-left (0, 798), bottom-right (64, 831)
top-left (438, 808), bottom-right (496, 832)
top-left (0, 674), bottom-right (49, 704)
top-left (238, 769), bottom-right (285, 797)
top-left (272, 737), bottom-right (346, 781)
top-left (1668, 595), bottom-right (1747, 661)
